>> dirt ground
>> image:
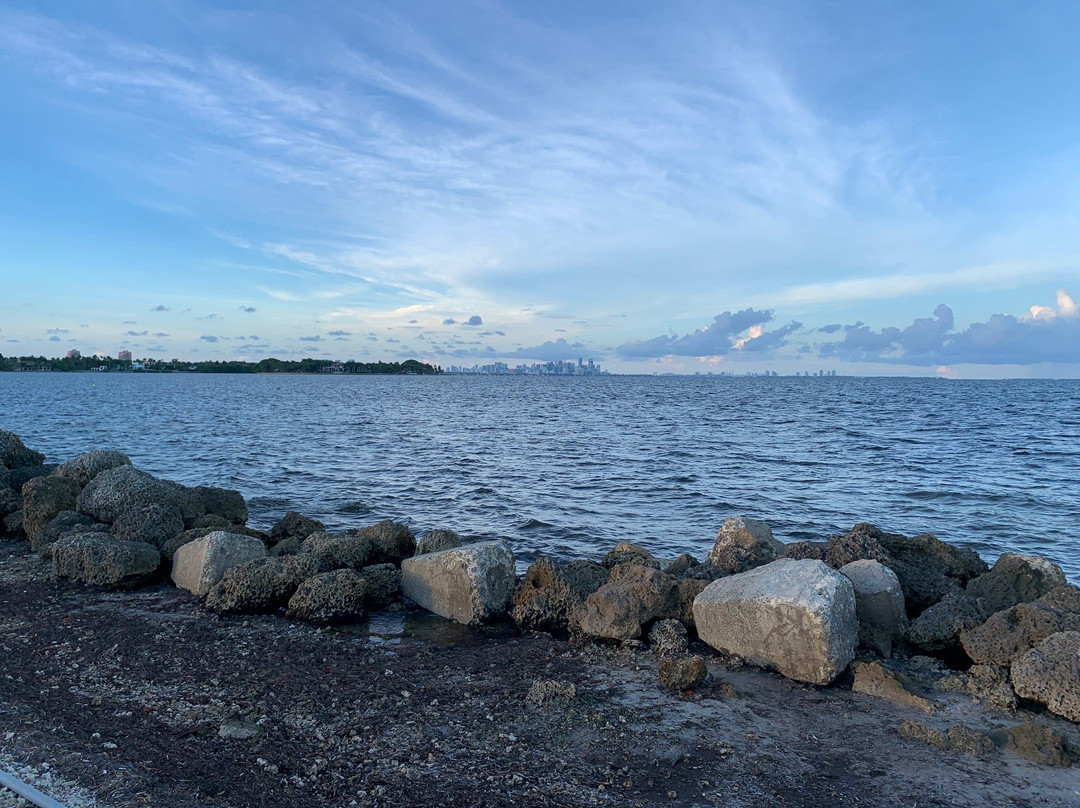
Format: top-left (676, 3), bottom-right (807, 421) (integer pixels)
top-left (2, 540), bottom-right (1078, 808)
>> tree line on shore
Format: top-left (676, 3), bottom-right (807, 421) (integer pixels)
top-left (0, 354), bottom-right (441, 375)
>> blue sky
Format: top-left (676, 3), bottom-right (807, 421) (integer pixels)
top-left (1, 0), bottom-right (1078, 376)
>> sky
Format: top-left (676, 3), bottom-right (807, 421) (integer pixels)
top-left (1, 1), bottom-right (1078, 377)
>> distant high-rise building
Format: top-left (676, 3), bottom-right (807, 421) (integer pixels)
top-left (118, 350), bottom-right (132, 362)
top-left (66, 349), bottom-right (81, 359)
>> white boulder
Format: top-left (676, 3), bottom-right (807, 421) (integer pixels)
top-left (840, 559), bottom-right (907, 657)
top-left (401, 540), bottom-right (516, 625)
top-left (171, 530), bottom-right (267, 598)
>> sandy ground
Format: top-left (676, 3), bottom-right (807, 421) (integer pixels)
top-left (2, 540), bottom-right (1079, 808)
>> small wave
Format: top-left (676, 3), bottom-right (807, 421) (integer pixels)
top-left (339, 501), bottom-right (372, 514)
top-left (520, 518), bottom-right (553, 530)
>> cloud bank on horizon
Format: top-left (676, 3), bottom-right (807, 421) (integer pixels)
top-left (0, 1), bottom-right (1078, 376)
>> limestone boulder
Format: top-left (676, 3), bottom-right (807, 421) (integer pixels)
top-left (78, 466), bottom-right (203, 526)
top-left (511, 557), bottom-right (608, 633)
top-left (961, 603), bottom-right (1080, 666)
top-left (54, 450), bottom-right (132, 487)
top-left (3, 510), bottom-right (23, 538)
top-left (1010, 632), bottom-right (1080, 723)
top-left (874, 527), bottom-right (987, 616)
top-left (851, 661), bottom-right (935, 714)
top-left (352, 520), bottom-right (415, 565)
top-left (269, 511), bottom-right (325, 544)
top-left (171, 531), bottom-right (267, 598)
top-left (111, 503), bottom-right (185, 549)
top-left (416, 529), bottom-right (462, 556)
top-left (781, 541), bottom-right (827, 562)
top-left (286, 569), bottom-right (367, 625)
top-left (602, 542), bottom-right (660, 571)
top-left (0, 466), bottom-right (10, 490)
top-left (22, 475), bottom-right (82, 539)
top-left (826, 526), bottom-right (892, 569)
top-left (31, 511), bottom-right (107, 556)
top-left (401, 540), bottom-right (516, 625)
top-left (0, 430), bottom-right (45, 469)
top-left (192, 486), bottom-right (248, 525)
top-left (1037, 585), bottom-right (1080, 613)
top-left (658, 655), bottom-right (708, 692)
top-left (360, 563), bottom-right (402, 608)
top-left (0, 487), bottom-right (22, 520)
top-left (300, 531), bottom-right (372, 571)
top-left (663, 554), bottom-right (700, 578)
top-left (648, 619), bottom-right (689, 657)
top-left (8, 464), bottom-right (53, 493)
top-left (52, 533), bottom-right (161, 588)
top-left (204, 557), bottom-right (299, 614)
top-left (840, 559), bottom-right (907, 657)
top-left (707, 517), bottom-right (784, 575)
top-left (907, 592), bottom-right (987, 653)
top-left (693, 558), bottom-right (857, 685)
top-left (964, 553), bottom-right (1067, 615)
top-left (572, 565), bottom-right (678, 640)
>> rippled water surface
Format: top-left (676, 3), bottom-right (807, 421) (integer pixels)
top-left (2, 373), bottom-right (1078, 580)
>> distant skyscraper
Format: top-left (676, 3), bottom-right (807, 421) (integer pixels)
top-left (118, 350), bottom-right (132, 362)
top-left (66, 349), bottom-right (81, 359)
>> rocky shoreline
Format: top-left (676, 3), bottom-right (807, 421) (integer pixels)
top-left (2, 428), bottom-right (1080, 807)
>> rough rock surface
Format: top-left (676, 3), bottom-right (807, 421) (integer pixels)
top-left (964, 553), bottom-right (1067, 615)
top-left (401, 540), bottom-right (516, 625)
top-left (826, 528), bottom-right (891, 569)
top-left (111, 503), bottom-right (185, 549)
top-left (875, 527), bottom-right (987, 616)
top-left (851, 661), bottom-right (935, 714)
top-left (664, 553), bottom-right (700, 578)
top-left (286, 568), bottom-right (367, 624)
top-left (658, 655), bottom-right (708, 692)
top-left (572, 565), bottom-right (678, 641)
top-left (22, 475), bottom-right (82, 539)
top-left (781, 541), bottom-right (827, 561)
top-left (54, 450), bottom-right (132, 487)
top-left (192, 486), bottom-right (248, 525)
top-left (78, 466), bottom-right (202, 526)
top-left (996, 721), bottom-right (1079, 767)
top-left (524, 679), bottom-right (577, 708)
top-left (907, 592), bottom-right (988, 653)
top-left (269, 511), bottom-right (325, 543)
top-left (360, 563), bottom-right (402, 608)
top-left (511, 557), bottom-right (608, 633)
top-left (961, 603), bottom-right (1080, 666)
top-left (8, 464), bottom-right (54, 493)
top-left (602, 542), bottom-right (661, 570)
top-left (840, 559), bottom-right (907, 657)
top-left (1011, 631), bottom-right (1080, 723)
top-left (52, 533), bottom-right (161, 588)
top-left (300, 531), bottom-right (372, 571)
top-left (3, 509), bottom-right (24, 537)
top-left (693, 558), bottom-right (858, 685)
top-left (416, 529), bottom-right (462, 556)
top-left (707, 517), bottom-right (784, 575)
top-left (648, 619), bottom-right (689, 657)
top-left (354, 520), bottom-right (416, 565)
top-left (31, 511), bottom-right (105, 556)
top-left (203, 557), bottom-right (300, 614)
top-left (898, 721), bottom-right (995, 756)
top-left (171, 531), bottom-right (267, 598)
top-left (0, 486), bottom-right (23, 520)
top-left (0, 430), bottom-right (45, 469)
top-left (1037, 584), bottom-right (1080, 613)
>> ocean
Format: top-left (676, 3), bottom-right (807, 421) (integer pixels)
top-left (2, 372), bottom-right (1078, 581)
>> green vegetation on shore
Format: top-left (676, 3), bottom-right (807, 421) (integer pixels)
top-left (0, 354), bottom-right (441, 375)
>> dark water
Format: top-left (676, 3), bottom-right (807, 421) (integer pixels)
top-left (2, 373), bottom-right (1078, 581)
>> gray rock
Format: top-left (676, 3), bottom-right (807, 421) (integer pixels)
top-left (54, 450), bottom-right (132, 487)
top-left (964, 553), bottom-right (1067, 615)
top-left (52, 533), bottom-right (161, 588)
top-left (31, 510), bottom-right (105, 556)
top-left (204, 557), bottom-right (300, 614)
top-left (0, 487), bottom-right (22, 520)
top-left (511, 557), bottom-right (608, 633)
top-left (602, 542), bottom-right (661, 570)
top-left (192, 486), bottom-right (248, 525)
top-left (286, 568), bottom-right (367, 624)
top-left (825, 527), bottom-right (892, 569)
top-left (899, 720), bottom-right (995, 756)
top-left (525, 680), bottom-right (577, 708)
top-left (218, 719), bottom-right (263, 740)
top-left (360, 563), bottom-right (402, 608)
top-left (706, 517), bottom-right (784, 575)
top-left (961, 603), bottom-right (1080, 666)
top-left (0, 466), bottom-right (10, 490)
top-left (996, 721), bottom-right (1078, 767)
top-left (851, 661), bottom-right (935, 714)
top-left (693, 558), bottom-right (857, 685)
top-left (649, 619), bottom-right (689, 657)
top-left (351, 520), bottom-right (415, 565)
top-left (8, 464), bottom-right (53, 493)
top-left (401, 540), bottom-right (516, 625)
top-left (1011, 631), bottom-right (1080, 723)
top-left (663, 554), bottom-right (700, 577)
top-left (3, 509), bottom-right (23, 537)
top-left (572, 565), bottom-right (678, 641)
top-left (111, 503), bottom-right (185, 549)
top-left (907, 592), bottom-right (988, 653)
top-left (281, 553), bottom-right (322, 585)
top-left (781, 541), bottom-right (827, 561)
top-left (1037, 585), bottom-right (1080, 613)
top-left (300, 531), bottom-right (372, 571)
top-left (0, 430), bottom-right (45, 469)
top-left (416, 529), bottom-right (462, 556)
top-left (658, 655), bottom-right (708, 692)
top-left (674, 578), bottom-right (709, 626)
top-left (269, 511), bottom-right (325, 543)
top-left (22, 475), bottom-right (82, 539)
top-left (78, 466), bottom-right (203, 526)
top-left (840, 559), bottom-right (907, 657)
top-left (171, 531), bottom-right (267, 598)
top-left (191, 514), bottom-right (232, 530)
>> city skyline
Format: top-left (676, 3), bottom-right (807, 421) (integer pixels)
top-left (1, 2), bottom-right (1078, 377)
